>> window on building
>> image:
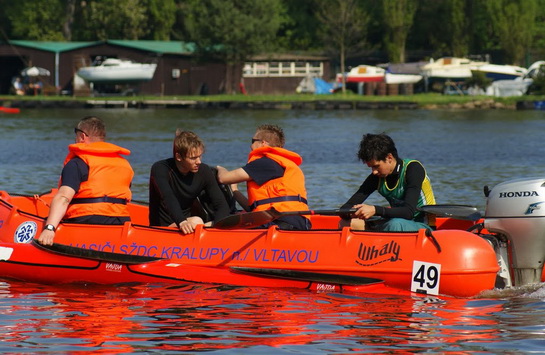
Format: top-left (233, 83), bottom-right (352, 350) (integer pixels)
top-left (243, 61), bottom-right (324, 77)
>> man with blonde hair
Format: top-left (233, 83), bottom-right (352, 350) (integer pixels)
top-left (149, 129), bottom-right (230, 234)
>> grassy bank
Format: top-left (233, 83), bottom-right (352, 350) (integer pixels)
top-left (1, 92), bottom-right (544, 108)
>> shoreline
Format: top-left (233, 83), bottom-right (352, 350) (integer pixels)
top-left (0, 97), bottom-right (542, 110)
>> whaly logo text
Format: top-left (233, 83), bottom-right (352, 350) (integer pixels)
top-left (356, 240), bottom-right (401, 266)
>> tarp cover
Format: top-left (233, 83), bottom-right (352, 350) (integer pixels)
top-left (296, 76), bottom-right (336, 94)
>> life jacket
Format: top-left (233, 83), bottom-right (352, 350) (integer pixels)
top-left (246, 146), bottom-right (309, 215)
top-left (63, 142), bottom-right (134, 219)
top-left (377, 159), bottom-right (436, 222)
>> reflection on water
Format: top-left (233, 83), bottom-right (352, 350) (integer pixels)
top-left (0, 281), bottom-right (517, 353)
top-left (1, 108), bottom-right (545, 352)
top-left (1, 280), bottom-right (545, 353)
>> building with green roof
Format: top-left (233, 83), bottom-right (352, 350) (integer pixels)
top-left (0, 40), bottom-right (330, 96)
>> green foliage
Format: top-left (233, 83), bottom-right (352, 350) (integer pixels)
top-left (381, 0), bottom-right (418, 63)
top-left (5, 0), bottom-right (65, 40)
top-left (466, 1), bottom-right (498, 54)
top-left (144, 0), bottom-right (177, 40)
top-left (1, 0), bottom-right (545, 79)
top-left (484, 0), bottom-right (537, 65)
top-left (466, 71), bottom-right (492, 90)
top-left (316, 0), bottom-right (368, 54)
top-left (76, 0), bottom-right (148, 40)
top-left (276, 0), bottom-right (322, 51)
top-left (184, 0), bottom-right (286, 93)
top-left (447, 0), bottom-right (469, 57)
top-left (315, 0), bottom-right (368, 93)
top-left (531, 0), bottom-right (545, 61)
top-left (184, 0), bottom-right (285, 63)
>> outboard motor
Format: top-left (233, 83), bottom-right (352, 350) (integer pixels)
top-left (484, 178), bottom-right (545, 286)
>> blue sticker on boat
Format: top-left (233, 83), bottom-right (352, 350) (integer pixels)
top-left (14, 221), bottom-right (38, 243)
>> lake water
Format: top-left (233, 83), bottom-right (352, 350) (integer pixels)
top-left (1, 107), bottom-right (545, 353)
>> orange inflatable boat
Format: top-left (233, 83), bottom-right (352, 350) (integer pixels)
top-left (2, 177), bottom-right (545, 298)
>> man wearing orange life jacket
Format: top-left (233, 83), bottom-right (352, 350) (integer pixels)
top-left (216, 124), bottom-right (311, 230)
top-left (38, 116), bottom-right (134, 246)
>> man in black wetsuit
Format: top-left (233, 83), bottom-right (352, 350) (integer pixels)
top-left (341, 133), bottom-right (436, 232)
top-left (149, 130), bottom-right (230, 234)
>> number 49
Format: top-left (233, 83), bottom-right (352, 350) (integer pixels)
top-left (411, 261), bottom-right (441, 295)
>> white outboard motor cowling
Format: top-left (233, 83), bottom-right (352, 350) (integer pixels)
top-left (484, 178), bottom-right (545, 286)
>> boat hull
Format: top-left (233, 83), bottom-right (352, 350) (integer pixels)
top-left (471, 64), bottom-right (527, 81)
top-left (385, 73), bottom-right (423, 84)
top-left (0, 191), bottom-right (499, 297)
top-left (77, 63), bottom-right (157, 84)
top-left (337, 65), bottom-right (386, 84)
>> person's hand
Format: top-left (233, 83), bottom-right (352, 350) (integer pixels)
top-left (178, 219), bottom-right (197, 234)
top-left (38, 229), bottom-right (55, 246)
top-left (352, 204), bottom-right (376, 220)
top-left (230, 183), bottom-right (238, 192)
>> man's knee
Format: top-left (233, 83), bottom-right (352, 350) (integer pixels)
top-left (381, 218), bottom-right (406, 231)
top-left (381, 218), bottom-right (428, 232)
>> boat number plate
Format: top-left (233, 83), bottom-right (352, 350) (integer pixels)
top-left (411, 260), bottom-right (441, 295)
top-left (14, 221), bottom-right (38, 244)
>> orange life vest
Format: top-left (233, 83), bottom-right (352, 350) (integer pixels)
top-left (63, 142), bottom-right (134, 219)
top-left (246, 146), bottom-right (309, 215)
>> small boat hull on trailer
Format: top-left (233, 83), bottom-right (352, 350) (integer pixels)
top-left (0, 190), bottom-right (502, 297)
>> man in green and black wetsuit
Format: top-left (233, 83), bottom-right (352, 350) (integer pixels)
top-left (341, 133), bottom-right (436, 232)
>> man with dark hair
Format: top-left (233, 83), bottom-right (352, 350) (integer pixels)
top-left (340, 133), bottom-right (436, 232)
top-left (38, 116), bottom-right (134, 245)
top-left (149, 129), bottom-right (230, 234)
top-left (217, 124), bottom-right (311, 230)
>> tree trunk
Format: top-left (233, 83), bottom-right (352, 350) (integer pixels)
top-left (62, 0), bottom-right (76, 41)
top-left (340, 44), bottom-right (346, 94)
top-left (224, 62), bottom-right (244, 94)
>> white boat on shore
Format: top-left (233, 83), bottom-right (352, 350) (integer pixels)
top-left (525, 60), bottom-right (545, 78)
top-left (336, 65), bottom-right (385, 83)
top-left (484, 61), bottom-right (544, 97)
top-left (471, 63), bottom-right (527, 81)
top-left (421, 57), bottom-right (487, 82)
top-left (336, 65), bottom-right (422, 85)
top-left (385, 72), bottom-right (423, 84)
top-left (76, 58), bottom-right (157, 84)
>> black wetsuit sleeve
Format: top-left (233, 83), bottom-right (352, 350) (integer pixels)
top-left (149, 160), bottom-right (188, 226)
top-left (376, 161), bottom-right (425, 220)
top-left (340, 174), bottom-right (378, 210)
top-left (200, 164), bottom-right (230, 223)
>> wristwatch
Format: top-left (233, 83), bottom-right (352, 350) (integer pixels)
top-left (43, 224), bottom-right (56, 232)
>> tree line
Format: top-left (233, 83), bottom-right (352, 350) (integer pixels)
top-left (1, 0), bottom-right (544, 92)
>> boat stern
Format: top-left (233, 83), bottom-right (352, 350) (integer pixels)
top-left (484, 178), bottom-right (545, 286)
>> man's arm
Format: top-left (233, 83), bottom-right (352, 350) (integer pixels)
top-left (37, 185), bottom-right (76, 245)
top-left (200, 165), bottom-right (231, 222)
top-left (340, 174), bottom-right (377, 209)
top-left (216, 166), bottom-right (251, 211)
top-left (216, 166), bottom-right (251, 184)
top-left (150, 161), bottom-right (187, 225)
